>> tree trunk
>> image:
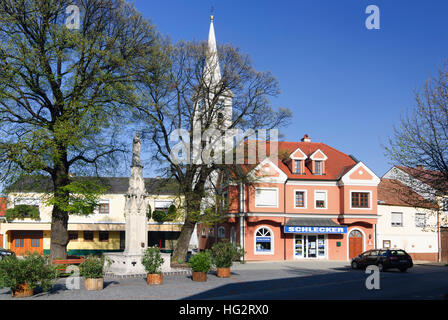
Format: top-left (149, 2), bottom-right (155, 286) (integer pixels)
top-left (172, 188), bottom-right (203, 263)
top-left (171, 218), bottom-right (196, 263)
top-left (49, 163), bottom-right (70, 261)
top-left (49, 207), bottom-right (69, 261)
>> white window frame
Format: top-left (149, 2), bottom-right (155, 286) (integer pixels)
top-left (254, 187), bottom-right (279, 208)
top-left (314, 190), bottom-right (328, 209)
top-left (94, 199), bottom-right (109, 215)
top-left (391, 212), bottom-right (403, 227)
top-left (154, 199), bottom-right (174, 210)
top-left (349, 190), bottom-right (372, 210)
top-left (294, 189), bottom-right (307, 209)
top-left (14, 198), bottom-right (40, 207)
top-left (415, 213), bottom-right (426, 228)
top-left (254, 226), bottom-right (274, 255)
top-left (315, 160), bottom-right (323, 175)
top-left (293, 160), bottom-right (301, 174)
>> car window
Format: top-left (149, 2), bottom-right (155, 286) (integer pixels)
top-left (360, 251), bottom-right (371, 257)
top-left (369, 250), bottom-right (379, 256)
top-left (396, 250), bottom-right (407, 256)
top-left (379, 250), bottom-right (387, 256)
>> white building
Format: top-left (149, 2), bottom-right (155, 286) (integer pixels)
top-left (377, 178), bottom-right (439, 261)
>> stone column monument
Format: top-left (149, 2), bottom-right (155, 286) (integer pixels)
top-left (124, 133), bottom-right (148, 255)
top-left (105, 133), bottom-right (171, 276)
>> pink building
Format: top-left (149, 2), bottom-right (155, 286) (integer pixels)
top-left (198, 135), bottom-right (380, 261)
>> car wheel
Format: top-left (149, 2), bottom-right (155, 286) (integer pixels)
top-left (377, 263), bottom-right (384, 272)
top-left (351, 261), bottom-right (358, 269)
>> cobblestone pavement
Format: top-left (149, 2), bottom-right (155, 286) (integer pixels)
top-left (0, 260), bottom-right (446, 300)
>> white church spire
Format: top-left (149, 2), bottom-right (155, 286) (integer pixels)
top-left (204, 15), bottom-right (221, 85)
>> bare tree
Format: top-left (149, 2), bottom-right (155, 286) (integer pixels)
top-left (135, 40), bottom-right (291, 262)
top-left (385, 61), bottom-right (448, 227)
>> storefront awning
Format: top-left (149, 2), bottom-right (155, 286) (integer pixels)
top-left (284, 218), bottom-right (347, 234)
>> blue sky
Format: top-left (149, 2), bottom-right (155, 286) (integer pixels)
top-left (134, 0), bottom-right (448, 177)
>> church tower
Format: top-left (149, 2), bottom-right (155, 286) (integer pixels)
top-left (195, 15), bottom-right (233, 130)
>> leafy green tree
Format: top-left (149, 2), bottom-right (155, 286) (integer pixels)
top-left (5, 204), bottom-right (40, 221)
top-left (0, 0), bottom-right (161, 260)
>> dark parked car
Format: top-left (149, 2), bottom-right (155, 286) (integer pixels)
top-left (0, 248), bottom-right (15, 260)
top-left (351, 249), bottom-right (413, 272)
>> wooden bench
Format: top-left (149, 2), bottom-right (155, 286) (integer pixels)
top-left (52, 258), bottom-right (85, 273)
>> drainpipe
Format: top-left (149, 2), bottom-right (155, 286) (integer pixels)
top-left (284, 179), bottom-right (287, 261)
top-left (437, 209), bottom-right (441, 263)
top-left (239, 183), bottom-right (245, 261)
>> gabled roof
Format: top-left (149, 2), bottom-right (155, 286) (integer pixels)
top-left (241, 140), bottom-right (358, 181)
top-left (4, 175), bottom-right (179, 196)
top-left (394, 166), bottom-right (448, 193)
top-left (378, 178), bottom-right (438, 209)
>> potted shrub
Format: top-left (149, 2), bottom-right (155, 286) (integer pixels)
top-left (0, 252), bottom-right (57, 297)
top-left (210, 241), bottom-right (239, 278)
top-left (79, 255), bottom-right (108, 291)
top-left (188, 251), bottom-right (211, 282)
top-left (141, 247), bottom-right (164, 285)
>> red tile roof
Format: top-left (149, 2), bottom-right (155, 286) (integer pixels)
top-left (378, 178), bottom-right (438, 209)
top-left (240, 140), bottom-right (357, 181)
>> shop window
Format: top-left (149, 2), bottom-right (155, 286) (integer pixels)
top-left (83, 231), bottom-right (94, 241)
top-left (99, 231), bottom-right (109, 242)
top-left (69, 231), bottom-right (78, 241)
top-left (255, 227), bottom-right (273, 254)
top-left (391, 212), bottom-right (403, 227)
top-left (218, 226), bottom-right (225, 238)
top-left (351, 192), bottom-right (370, 208)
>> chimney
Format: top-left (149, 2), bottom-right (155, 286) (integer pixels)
top-left (416, 165), bottom-right (425, 170)
top-left (301, 134), bottom-right (311, 142)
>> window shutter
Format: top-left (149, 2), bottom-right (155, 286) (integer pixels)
top-left (255, 189), bottom-right (277, 207)
top-left (315, 191), bottom-right (326, 201)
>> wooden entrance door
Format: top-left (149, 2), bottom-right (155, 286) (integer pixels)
top-left (441, 228), bottom-right (448, 263)
top-left (10, 231), bottom-right (43, 255)
top-left (349, 230), bottom-right (363, 259)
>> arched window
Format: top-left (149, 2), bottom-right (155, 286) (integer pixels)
top-left (209, 227), bottom-right (215, 237)
top-left (201, 228), bottom-right (206, 238)
top-left (218, 226), bottom-right (225, 238)
top-left (254, 227), bottom-right (273, 254)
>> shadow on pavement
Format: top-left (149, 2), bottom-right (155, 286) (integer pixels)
top-left (183, 269), bottom-right (367, 300)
